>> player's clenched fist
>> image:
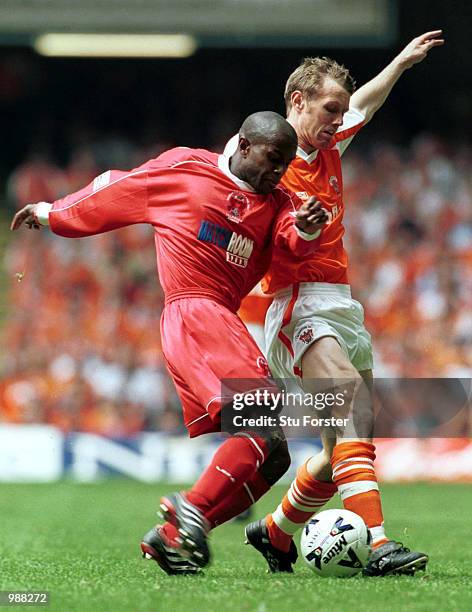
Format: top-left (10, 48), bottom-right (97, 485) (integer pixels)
top-left (10, 203), bottom-right (42, 231)
top-left (295, 196), bottom-right (329, 234)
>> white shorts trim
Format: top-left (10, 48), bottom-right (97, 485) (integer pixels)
top-left (275, 282), bottom-right (352, 299)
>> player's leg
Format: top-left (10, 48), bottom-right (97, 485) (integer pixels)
top-left (252, 336), bottom-right (359, 559)
top-left (151, 298), bottom-right (289, 568)
top-left (306, 341), bottom-right (428, 574)
top-left (204, 436), bottom-right (291, 527)
top-left (255, 337), bottom-right (427, 574)
top-left (144, 381), bottom-right (282, 570)
top-left (264, 429), bottom-right (336, 553)
top-left (245, 294), bottom-right (338, 568)
top-left (249, 289), bottom-right (427, 574)
top-left (266, 338), bottom-right (386, 550)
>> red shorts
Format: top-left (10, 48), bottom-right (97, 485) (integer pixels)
top-left (161, 298), bottom-right (277, 437)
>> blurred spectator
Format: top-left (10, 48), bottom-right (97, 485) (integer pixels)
top-left (7, 147), bottom-right (69, 208)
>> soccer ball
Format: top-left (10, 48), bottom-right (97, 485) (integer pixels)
top-left (300, 509), bottom-right (371, 577)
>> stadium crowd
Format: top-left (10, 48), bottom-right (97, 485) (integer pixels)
top-left (1, 129), bottom-right (471, 435)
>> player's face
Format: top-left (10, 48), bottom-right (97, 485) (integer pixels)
top-left (242, 139), bottom-right (297, 194)
top-left (296, 78), bottom-right (350, 151)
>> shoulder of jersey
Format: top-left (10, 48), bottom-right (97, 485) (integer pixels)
top-left (151, 146), bottom-right (218, 168)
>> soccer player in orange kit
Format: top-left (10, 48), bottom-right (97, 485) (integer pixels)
top-left (244, 31), bottom-right (444, 576)
top-left (11, 111), bottom-right (330, 574)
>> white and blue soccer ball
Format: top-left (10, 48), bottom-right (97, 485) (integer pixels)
top-left (300, 509), bottom-right (371, 577)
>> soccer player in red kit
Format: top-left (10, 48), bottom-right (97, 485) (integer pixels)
top-left (11, 111), bottom-right (329, 574)
top-left (243, 32), bottom-right (444, 576)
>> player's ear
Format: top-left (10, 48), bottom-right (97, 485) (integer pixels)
top-left (238, 137), bottom-right (251, 158)
top-left (291, 91), bottom-right (305, 112)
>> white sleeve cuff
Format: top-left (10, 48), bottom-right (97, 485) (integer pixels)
top-left (35, 202), bottom-right (53, 225)
top-left (295, 225), bottom-right (321, 240)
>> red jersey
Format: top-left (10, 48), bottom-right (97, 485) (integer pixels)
top-left (263, 108), bottom-right (365, 293)
top-left (239, 283), bottom-right (272, 326)
top-left (46, 146), bottom-right (318, 312)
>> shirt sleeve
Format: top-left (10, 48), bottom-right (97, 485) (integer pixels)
top-left (48, 165), bottom-right (150, 238)
top-left (272, 192), bottom-right (323, 256)
top-left (334, 107), bottom-right (365, 157)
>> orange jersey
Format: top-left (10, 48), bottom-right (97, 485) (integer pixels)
top-left (262, 108), bottom-right (365, 294)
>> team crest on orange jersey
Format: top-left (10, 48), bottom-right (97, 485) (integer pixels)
top-left (297, 327), bottom-right (314, 345)
top-left (329, 175), bottom-right (340, 194)
top-left (227, 191), bottom-right (249, 223)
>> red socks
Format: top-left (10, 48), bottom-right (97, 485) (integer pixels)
top-left (205, 469), bottom-right (271, 528)
top-left (186, 434), bottom-right (268, 515)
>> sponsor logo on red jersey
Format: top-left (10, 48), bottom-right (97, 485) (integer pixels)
top-left (226, 191), bottom-right (250, 223)
top-left (197, 220), bottom-right (254, 268)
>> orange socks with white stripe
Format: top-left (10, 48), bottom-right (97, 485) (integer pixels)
top-left (266, 441), bottom-right (389, 553)
top-left (267, 460), bottom-right (337, 552)
top-left (331, 441), bottom-right (388, 548)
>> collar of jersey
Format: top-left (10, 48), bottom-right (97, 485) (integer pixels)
top-left (296, 146), bottom-right (319, 164)
top-left (218, 136), bottom-right (256, 193)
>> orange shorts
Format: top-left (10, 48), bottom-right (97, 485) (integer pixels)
top-left (161, 298), bottom-right (277, 437)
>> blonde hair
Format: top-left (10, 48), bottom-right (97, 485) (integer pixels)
top-left (284, 56), bottom-right (356, 113)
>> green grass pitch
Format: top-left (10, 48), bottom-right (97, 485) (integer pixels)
top-left (0, 482), bottom-right (470, 612)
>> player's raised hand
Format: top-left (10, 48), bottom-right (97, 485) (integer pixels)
top-left (396, 30), bottom-right (444, 69)
top-left (10, 203), bottom-right (42, 231)
top-left (295, 196), bottom-right (329, 234)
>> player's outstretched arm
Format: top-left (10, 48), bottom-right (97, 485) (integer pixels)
top-left (11, 169), bottom-right (150, 238)
top-left (350, 30), bottom-right (444, 123)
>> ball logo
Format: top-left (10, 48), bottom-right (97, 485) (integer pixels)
top-left (227, 191), bottom-right (250, 223)
top-left (322, 534), bottom-right (348, 564)
top-left (306, 546), bottom-right (323, 569)
top-left (331, 516), bottom-right (355, 536)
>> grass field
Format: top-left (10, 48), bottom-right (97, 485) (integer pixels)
top-left (0, 482), bottom-right (471, 612)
